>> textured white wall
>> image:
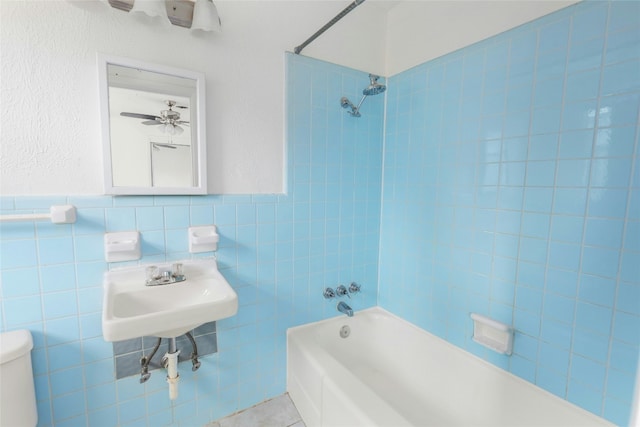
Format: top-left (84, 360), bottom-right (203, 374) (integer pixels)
top-left (0, 0), bottom-right (578, 195)
top-left (0, 0), bottom-right (388, 195)
top-left (384, 0), bottom-right (578, 76)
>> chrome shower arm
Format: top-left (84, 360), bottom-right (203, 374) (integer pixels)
top-left (340, 73), bottom-right (385, 118)
top-left (354, 94), bottom-right (369, 114)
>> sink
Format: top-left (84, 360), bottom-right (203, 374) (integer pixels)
top-left (102, 259), bottom-right (238, 342)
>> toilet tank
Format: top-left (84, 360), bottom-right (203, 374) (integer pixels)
top-left (0, 330), bottom-right (38, 427)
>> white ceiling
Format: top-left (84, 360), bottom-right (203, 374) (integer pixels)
top-left (383, 0), bottom-right (579, 75)
top-left (367, 0), bottom-right (402, 11)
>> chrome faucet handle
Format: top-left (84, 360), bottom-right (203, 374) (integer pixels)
top-left (171, 263), bottom-right (185, 281)
top-left (145, 264), bottom-right (187, 286)
top-left (146, 265), bottom-right (160, 282)
top-left (323, 287), bottom-right (336, 299)
top-left (348, 282), bottom-right (361, 294)
top-left (336, 285), bottom-right (349, 298)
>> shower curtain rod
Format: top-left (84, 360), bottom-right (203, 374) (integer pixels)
top-left (294, 0), bottom-right (366, 55)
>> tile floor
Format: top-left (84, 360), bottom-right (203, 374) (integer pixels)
top-left (207, 393), bottom-right (306, 427)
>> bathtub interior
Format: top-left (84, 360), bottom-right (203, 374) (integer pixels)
top-left (288, 323), bottom-right (416, 427)
top-left (309, 314), bottom-right (455, 424)
top-left (287, 307), bottom-right (614, 427)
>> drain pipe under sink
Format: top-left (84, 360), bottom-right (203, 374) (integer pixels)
top-left (163, 338), bottom-right (180, 400)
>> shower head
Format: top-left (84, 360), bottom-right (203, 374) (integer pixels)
top-left (362, 74), bottom-right (386, 96)
top-left (340, 73), bottom-right (386, 118)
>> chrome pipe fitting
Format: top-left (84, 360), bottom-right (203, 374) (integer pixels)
top-left (139, 337), bottom-right (162, 384)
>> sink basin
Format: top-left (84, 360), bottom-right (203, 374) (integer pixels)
top-left (102, 259), bottom-right (238, 342)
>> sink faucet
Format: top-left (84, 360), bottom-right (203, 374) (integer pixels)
top-left (337, 301), bottom-right (353, 317)
top-left (145, 263), bottom-right (186, 287)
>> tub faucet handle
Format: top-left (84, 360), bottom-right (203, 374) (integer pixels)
top-left (348, 282), bottom-right (361, 294)
top-left (323, 287), bottom-right (336, 299)
top-left (336, 285), bottom-right (349, 298)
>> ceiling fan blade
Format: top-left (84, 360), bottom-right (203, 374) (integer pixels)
top-left (141, 120), bottom-right (162, 125)
top-left (175, 105), bottom-right (189, 109)
top-left (120, 112), bottom-right (161, 120)
top-left (152, 143), bottom-right (177, 149)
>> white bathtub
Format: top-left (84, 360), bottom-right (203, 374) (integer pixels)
top-left (287, 307), bottom-right (613, 427)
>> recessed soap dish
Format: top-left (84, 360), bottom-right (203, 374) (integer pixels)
top-left (470, 313), bottom-right (513, 355)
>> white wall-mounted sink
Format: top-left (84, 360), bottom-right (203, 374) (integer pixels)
top-left (102, 259), bottom-right (238, 342)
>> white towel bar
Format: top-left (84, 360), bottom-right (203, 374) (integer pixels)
top-left (0, 205), bottom-right (77, 224)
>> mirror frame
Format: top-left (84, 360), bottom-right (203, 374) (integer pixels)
top-left (98, 54), bottom-right (207, 195)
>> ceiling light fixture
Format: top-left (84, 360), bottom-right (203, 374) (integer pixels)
top-left (163, 123), bottom-right (184, 135)
top-left (129, 0), bottom-right (171, 26)
top-left (105, 0), bottom-right (222, 31)
top-left (130, 0), bottom-right (171, 26)
top-left (191, 0), bottom-right (221, 33)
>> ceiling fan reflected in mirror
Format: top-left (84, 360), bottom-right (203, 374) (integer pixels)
top-left (120, 100), bottom-right (189, 135)
top-left (152, 143), bottom-right (178, 150)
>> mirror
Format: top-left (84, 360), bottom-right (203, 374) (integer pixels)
top-left (98, 54), bottom-right (207, 195)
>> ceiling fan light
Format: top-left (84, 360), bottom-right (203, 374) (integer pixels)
top-left (174, 125), bottom-right (184, 135)
top-left (191, 0), bottom-right (221, 33)
top-left (165, 124), bottom-right (176, 135)
top-left (130, 0), bottom-right (171, 27)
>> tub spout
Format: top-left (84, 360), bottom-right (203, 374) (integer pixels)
top-left (337, 301), bottom-right (354, 317)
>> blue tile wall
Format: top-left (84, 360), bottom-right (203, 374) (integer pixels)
top-left (2, 2), bottom-right (638, 426)
top-left (380, 1), bottom-right (639, 425)
top-left (0, 53), bottom-right (382, 426)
